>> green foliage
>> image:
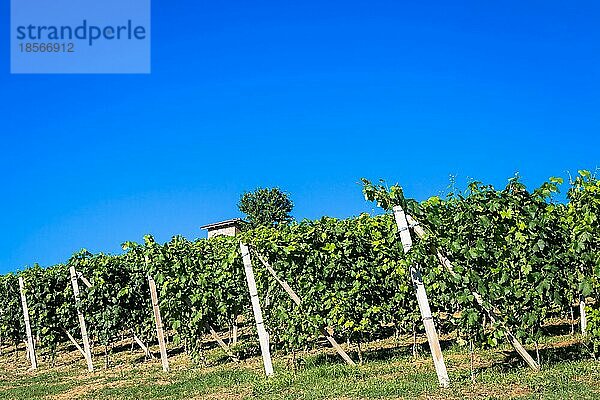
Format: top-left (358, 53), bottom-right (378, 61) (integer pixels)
top-left (71, 250), bottom-right (155, 348)
top-left (0, 171), bottom-right (598, 363)
top-left (586, 306), bottom-right (600, 352)
top-left (143, 234), bottom-right (247, 359)
top-left (361, 178), bottom-right (418, 213)
top-left (0, 273), bottom-right (25, 346)
top-left (414, 177), bottom-right (572, 345)
top-left (238, 187), bottom-right (294, 228)
top-left (566, 171), bottom-right (600, 281)
top-left (566, 170), bottom-right (600, 347)
top-left (242, 214), bottom-right (414, 350)
top-left (21, 263), bottom-right (76, 358)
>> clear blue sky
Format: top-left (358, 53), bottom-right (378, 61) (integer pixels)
top-left (1, 1), bottom-right (599, 273)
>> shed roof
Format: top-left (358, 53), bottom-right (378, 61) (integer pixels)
top-left (200, 218), bottom-right (243, 230)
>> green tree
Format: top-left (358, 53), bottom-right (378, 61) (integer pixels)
top-left (238, 187), bottom-right (294, 228)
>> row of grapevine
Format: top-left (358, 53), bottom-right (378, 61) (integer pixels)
top-left (0, 171), bottom-right (598, 373)
top-left (568, 172), bottom-right (600, 346)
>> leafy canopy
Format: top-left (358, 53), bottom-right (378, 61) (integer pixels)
top-left (361, 178), bottom-right (418, 213)
top-left (238, 187), bottom-right (294, 228)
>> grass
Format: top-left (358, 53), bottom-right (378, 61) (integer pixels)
top-left (1, 327), bottom-right (600, 399)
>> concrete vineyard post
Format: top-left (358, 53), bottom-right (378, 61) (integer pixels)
top-left (77, 272), bottom-right (93, 289)
top-left (393, 206), bottom-right (450, 388)
top-left (239, 242), bottom-right (274, 377)
top-left (232, 322), bottom-right (238, 345)
top-left (24, 340), bottom-right (30, 362)
top-left (205, 322), bottom-right (239, 362)
top-left (18, 277), bottom-right (37, 370)
top-left (63, 328), bottom-right (87, 358)
top-left (147, 275), bottom-right (170, 372)
top-left (131, 330), bottom-right (153, 359)
top-left (69, 266), bottom-right (94, 372)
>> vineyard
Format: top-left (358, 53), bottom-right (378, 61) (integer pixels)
top-left (1, 171), bottom-right (600, 398)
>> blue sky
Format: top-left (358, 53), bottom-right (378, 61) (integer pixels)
top-left (1, 1), bottom-right (599, 273)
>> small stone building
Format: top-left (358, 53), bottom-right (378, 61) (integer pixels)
top-left (201, 218), bottom-right (243, 238)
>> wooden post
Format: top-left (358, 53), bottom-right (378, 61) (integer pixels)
top-left (580, 294), bottom-right (587, 336)
top-left (69, 266), bottom-right (94, 372)
top-left (405, 214), bottom-right (541, 371)
top-left (393, 206), bottom-right (450, 388)
top-left (253, 251), bottom-right (356, 366)
top-left (240, 242), bottom-right (274, 376)
top-left (18, 277), bottom-right (37, 370)
top-left (147, 275), bottom-right (169, 372)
